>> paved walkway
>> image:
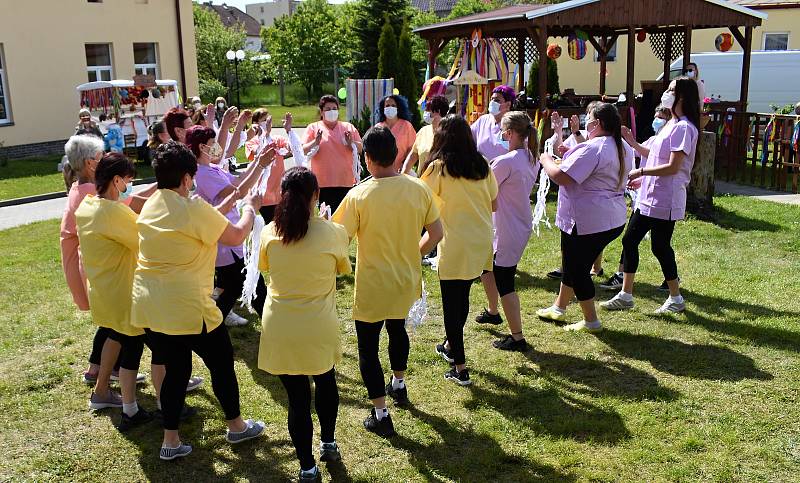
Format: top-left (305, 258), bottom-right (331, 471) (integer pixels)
top-left (715, 181), bottom-right (800, 205)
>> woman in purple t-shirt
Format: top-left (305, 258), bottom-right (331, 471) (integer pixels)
top-left (601, 78), bottom-right (700, 314)
top-left (185, 125), bottom-right (275, 326)
top-left (536, 103), bottom-right (633, 333)
top-left (475, 111), bottom-right (538, 351)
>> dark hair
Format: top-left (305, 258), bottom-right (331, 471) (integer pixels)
top-left (377, 95), bottom-right (412, 123)
top-left (163, 108), bottom-right (190, 141)
top-left (588, 102), bottom-right (626, 190)
top-left (492, 85), bottom-right (516, 104)
top-left (427, 95), bottom-right (449, 117)
top-left (362, 125), bottom-right (398, 167)
top-left (274, 167), bottom-right (319, 244)
top-left (148, 121), bottom-right (167, 149)
top-left (672, 77), bottom-right (701, 128)
top-left (428, 115), bottom-right (489, 180)
top-left (95, 152), bottom-right (137, 194)
top-left (153, 140), bottom-right (197, 189)
top-left (318, 95), bottom-right (339, 116)
top-left (99, 114), bottom-right (108, 122)
top-left (185, 125), bottom-right (217, 158)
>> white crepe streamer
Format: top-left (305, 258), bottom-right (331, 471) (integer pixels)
top-left (351, 144), bottom-right (362, 182)
top-left (287, 130), bottom-right (309, 168)
top-left (532, 139), bottom-right (556, 236)
top-left (405, 280), bottom-right (428, 333)
top-left (239, 146), bottom-right (274, 312)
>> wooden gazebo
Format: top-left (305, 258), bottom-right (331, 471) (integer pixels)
top-left (415, 0), bottom-right (766, 114)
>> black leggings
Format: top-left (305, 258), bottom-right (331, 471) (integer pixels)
top-left (146, 323), bottom-right (240, 430)
top-left (319, 187), bottom-right (351, 214)
top-left (88, 327), bottom-right (120, 371)
top-left (492, 263), bottom-right (517, 297)
top-left (105, 329), bottom-right (165, 370)
top-left (621, 210), bottom-right (678, 281)
top-left (354, 319), bottom-right (409, 400)
top-left (215, 254), bottom-right (267, 318)
top-left (439, 279), bottom-right (474, 366)
top-left (278, 369), bottom-right (339, 471)
top-left (561, 225), bottom-right (625, 301)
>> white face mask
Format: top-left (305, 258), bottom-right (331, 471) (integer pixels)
top-left (488, 101), bottom-right (501, 115)
top-left (206, 142), bottom-right (223, 159)
top-left (686, 71), bottom-right (696, 79)
top-left (217, 102), bottom-right (225, 110)
top-left (193, 102), bottom-right (202, 110)
top-left (423, 111), bottom-right (432, 124)
top-left (259, 121), bottom-right (268, 131)
top-left (384, 106), bottom-right (398, 119)
top-left (661, 91), bottom-right (676, 109)
top-left (323, 110), bottom-right (339, 122)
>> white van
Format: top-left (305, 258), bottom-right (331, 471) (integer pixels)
top-left (659, 50), bottom-right (800, 114)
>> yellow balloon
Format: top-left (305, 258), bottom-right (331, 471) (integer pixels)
top-left (392, 88), bottom-right (399, 95)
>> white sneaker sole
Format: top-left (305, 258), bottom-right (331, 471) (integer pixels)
top-left (600, 302), bottom-right (634, 311)
top-left (89, 401), bottom-right (122, 410)
top-left (444, 375), bottom-right (472, 386)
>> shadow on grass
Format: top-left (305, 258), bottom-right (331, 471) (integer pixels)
top-left (465, 369), bottom-right (631, 445)
top-left (595, 329), bottom-right (773, 381)
top-left (711, 204), bottom-right (783, 232)
top-left (515, 269), bottom-right (557, 293)
top-left (391, 405), bottom-right (576, 482)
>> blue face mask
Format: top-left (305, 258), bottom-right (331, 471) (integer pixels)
top-left (652, 118), bottom-right (667, 134)
top-left (119, 181), bottom-right (133, 201)
top-left (497, 131), bottom-right (510, 150)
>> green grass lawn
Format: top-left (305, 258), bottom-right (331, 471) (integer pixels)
top-left (1, 196), bottom-right (799, 481)
top-left (240, 84), bottom-right (341, 127)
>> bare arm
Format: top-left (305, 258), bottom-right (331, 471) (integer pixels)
top-left (218, 194), bottom-right (262, 246)
top-left (419, 219), bottom-right (443, 255)
top-left (540, 153), bottom-right (575, 187)
top-left (402, 151), bottom-right (419, 175)
top-left (127, 183), bottom-right (158, 214)
top-left (303, 129), bottom-right (322, 154)
top-left (630, 150), bottom-right (685, 179)
top-left (233, 147), bottom-right (275, 194)
top-left (224, 109), bottom-right (252, 159)
top-left (216, 106), bottom-right (239, 156)
top-left (622, 126), bottom-right (649, 159)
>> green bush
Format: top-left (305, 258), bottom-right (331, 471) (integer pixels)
top-left (198, 78), bottom-right (227, 104)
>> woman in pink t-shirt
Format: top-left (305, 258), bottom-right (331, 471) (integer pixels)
top-left (536, 103), bottom-right (633, 333)
top-left (601, 78), bottom-right (700, 315)
top-left (375, 94), bottom-right (416, 172)
top-left (475, 111), bottom-right (538, 351)
top-left (302, 95), bottom-right (363, 212)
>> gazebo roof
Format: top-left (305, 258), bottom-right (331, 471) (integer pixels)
top-left (414, 0), bottom-right (766, 39)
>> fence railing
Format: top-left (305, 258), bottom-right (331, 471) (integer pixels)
top-left (706, 108), bottom-right (799, 193)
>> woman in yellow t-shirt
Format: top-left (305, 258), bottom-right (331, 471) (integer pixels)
top-left (131, 141), bottom-right (267, 461)
top-left (258, 167), bottom-right (351, 481)
top-left (421, 115), bottom-right (498, 387)
top-left (75, 153), bottom-right (163, 430)
top-left (402, 95), bottom-right (450, 177)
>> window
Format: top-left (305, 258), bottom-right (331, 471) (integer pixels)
top-left (133, 43), bottom-right (159, 77)
top-left (764, 33), bottom-right (789, 51)
top-left (593, 38), bottom-right (617, 62)
top-left (85, 43), bottom-right (113, 82)
top-left (260, 19), bottom-right (265, 25)
top-left (260, 6), bottom-right (264, 13)
top-left (0, 45), bottom-right (11, 123)
top-left (87, 0), bottom-right (102, 3)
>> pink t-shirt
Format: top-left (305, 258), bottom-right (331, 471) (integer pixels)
top-left (377, 119), bottom-right (416, 171)
top-left (490, 149), bottom-right (538, 267)
top-left (304, 121), bottom-right (362, 188)
top-left (470, 114), bottom-right (508, 161)
top-left (60, 182), bottom-right (97, 311)
top-left (638, 117), bottom-right (698, 221)
top-left (556, 136), bottom-right (633, 235)
top-left (245, 135), bottom-right (289, 207)
top-left (194, 163), bottom-right (242, 267)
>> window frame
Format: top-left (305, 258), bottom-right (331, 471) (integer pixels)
top-left (133, 42), bottom-right (160, 77)
top-left (0, 44), bottom-right (12, 124)
top-left (763, 32), bottom-right (789, 51)
top-left (593, 38), bottom-right (617, 62)
top-left (85, 43), bottom-right (114, 82)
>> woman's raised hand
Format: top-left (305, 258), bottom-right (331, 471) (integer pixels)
top-left (257, 146), bottom-right (276, 168)
top-left (282, 112), bottom-right (293, 131)
top-left (550, 111), bottom-right (563, 132)
top-left (621, 126), bottom-right (635, 146)
top-left (569, 115), bottom-right (580, 134)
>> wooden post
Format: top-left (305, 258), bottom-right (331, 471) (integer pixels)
top-left (427, 38), bottom-right (444, 80)
top-left (662, 31), bottom-right (673, 90)
top-left (683, 26), bottom-right (692, 71)
top-left (740, 26), bottom-right (753, 111)
top-left (537, 27), bottom-right (548, 111)
top-left (516, 36), bottom-right (526, 93)
top-left (626, 28), bottom-right (636, 106)
top-left (599, 37), bottom-right (608, 95)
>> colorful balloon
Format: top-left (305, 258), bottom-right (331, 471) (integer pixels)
top-left (715, 33), bottom-right (733, 52)
top-left (568, 34), bottom-right (587, 60)
top-left (547, 44), bottom-right (562, 60)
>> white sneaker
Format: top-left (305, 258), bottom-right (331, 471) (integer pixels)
top-left (224, 312), bottom-right (249, 326)
top-left (211, 287), bottom-right (223, 301)
top-left (655, 298), bottom-right (686, 314)
top-left (600, 293), bottom-right (635, 311)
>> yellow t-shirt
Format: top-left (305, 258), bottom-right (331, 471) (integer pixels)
top-left (75, 195), bottom-right (143, 336)
top-left (131, 189), bottom-right (230, 335)
top-left (258, 217), bottom-right (351, 375)
top-left (421, 160), bottom-right (498, 280)
top-left (332, 175), bottom-right (439, 322)
top-left (411, 124), bottom-right (435, 175)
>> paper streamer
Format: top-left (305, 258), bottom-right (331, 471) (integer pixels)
top-left (239, 146), bottom-right (274, 312)
top-left (405, 280), bottom-right (428, 333)
top-left (351, 144), bottom-right (362, 183)
top-left (287, 130), bottom-right (309, 168)
top-left (531, 139), bottom-right (555, 236)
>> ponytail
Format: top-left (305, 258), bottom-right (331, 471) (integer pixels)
top-left (274, 167), bottom-right (319, 244)
top-left (527, 121), bottom-right (539, 164)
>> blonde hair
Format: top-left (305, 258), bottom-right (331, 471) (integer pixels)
top-left (500, 111), bottom-right (538, 164)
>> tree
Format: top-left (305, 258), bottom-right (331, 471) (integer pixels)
top-left (527, 57), bottom-right (561, 97)
top-left (353, 0), bottom-right (409, 78)
top-left (377, 15), bottom-right (399, 80)
top-left (262, 0), bottom-right (349, 102)
top-left (409, 6), bottom-right (439, 72)
top-left (397, 20), bottom-right (421, 128)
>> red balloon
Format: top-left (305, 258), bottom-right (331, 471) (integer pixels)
top-left (547, 43), bottom-right (562, 60)
top-left (715, 33), bottom-right (733, 52)
top-left (636, 30), bottom-right (646, 43)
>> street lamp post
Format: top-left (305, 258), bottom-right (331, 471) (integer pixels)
top-left (226, 49), bottom-right (246, 107)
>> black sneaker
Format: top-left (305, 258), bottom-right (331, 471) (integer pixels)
top-left (546, 269), bottom-right (563, 280)
top-left (658, 277), bottom-right (680, 292)
top-left (475, 308), bottom-right (503, 325)
top-left (435, 342), bottom-right (455, 364)
top-left (599, 272), bottom-right (624, 290)
top-left (492, 335), bottom-right (529, 352)
top-left (118, 408), bottom-right (154, 432)
top-left (319, 441), bottom-right (341, 462)
top-left (444, 367), bottom-right (472, 386)
top-left (591, 268), bottom-right (605, 278)
top-left (363, 408), bottom-right (396, 437)
top-left (154, 405), bottom-right (198, 423)
top-left (385, 382), bottom-right (409, 407)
